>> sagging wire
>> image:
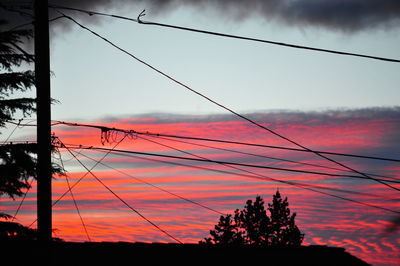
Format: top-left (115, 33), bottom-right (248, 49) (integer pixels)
top-left (11, 178), bottom-right (34, 222)
top-left (53, 137), bottom-right (92, 242)
top-left (59, 138), bottom-right (183, 244)
top-left (70, 148), bottom-right (225, 216)
top-left (100, 127), bottom-right (137, 145)
top-left (2, 119), bottom-right (23, 144)
top-left (82, 145), bottom-right (400, 215)
top-left (56, 11), bottom-right (400, 193)
top-left (27, 134), bottom-right (129, 229)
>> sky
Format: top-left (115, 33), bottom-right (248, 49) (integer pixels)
top-left (1, 1), bottom-right (400, 265)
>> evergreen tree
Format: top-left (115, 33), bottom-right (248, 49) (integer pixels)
top-left (201, 214), bottom-right (244, 246)
top-left (268, 190), bottom-right (304, 246)
top-left (201, 191), bottom-right (304, 247)
top-left (235, 196), bottom-right (271, 246)
top-left (0, 20), bottom-right (36, 220)
top-left (0, 21), bottom-right (35, 126)
top-left (0, 21), bottom-right (63, 222)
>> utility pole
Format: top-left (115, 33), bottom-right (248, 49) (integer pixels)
top-left (34, 0), bottom-right (52, 242)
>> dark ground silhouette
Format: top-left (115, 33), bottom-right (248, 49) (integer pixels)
top-left (0, 241), bottom-right (371, 266)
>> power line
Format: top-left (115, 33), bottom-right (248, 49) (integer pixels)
top-left (73, 149), bottom-right (225, 216)
top-left (52, 120), bottom-right (400, 163)
top-left (145, 133), bottom-right (397, 180)
top-left (49, 11), bottom-right (400, 192)
top-left (27, 135), bottom-right (127, 229)
top-left (76, 145), bottom-right (400, 215)
top-left (2, 119), bottom-right (22, 144)
top-left (136, 135), bottom-right (400, 201)
top-left (63, 168), bottom-right (92, 241)
top-left (138, 16), bottom-right (400, 64)
top-left (61, 142), bottom-right (183, 244)
top-left (48, 4), bottom-right (138, 23)
top-left (49, 5), bottom-right (400, 63)
top-left (60, 144), bottom-right (400, 185)
top-left (56, 147), bottom-right (91, 242)
top-left (11, 178), bottom-right (34, 222)
top-left (57, 120), bottom-right (383, 175)
top-left (55, 12), bottom-right (400, 193)
top-left (3, 15), bottom-right (66, 32)
top-left (58, 137), bottom-right (400, 240)
top-left (63, 143), bottom-right (400, 233)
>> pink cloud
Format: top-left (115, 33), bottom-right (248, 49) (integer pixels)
top-left (3, 109), bottom-right (400, 265)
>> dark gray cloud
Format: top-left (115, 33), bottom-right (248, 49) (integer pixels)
top-left (1, 0), bottom-right (400, 33)
top-left (101, 106), bottom-right (400, 125)
top-left (93, 107), bottom-right (400, 177)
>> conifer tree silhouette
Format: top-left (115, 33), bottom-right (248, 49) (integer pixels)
top-left (268, 190), bottom-right (304, 246)
top-left (201, 190), bottom-right (304, 246)
top-left (202, 214), bottom-right (244, 245)
top-left (235, 196), bottom-right (270, 246)
top-left (0, 20), bottom-right (37, 220)
top-left (0, 21), bottom-right (63, 237)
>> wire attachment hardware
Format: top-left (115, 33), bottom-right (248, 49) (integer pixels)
top-left (137, 9), bottom-right (146, 23)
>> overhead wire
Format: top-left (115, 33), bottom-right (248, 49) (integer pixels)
top-left (72, 149), bottom-right (225, 216)
top-left (56, 146), bottom-right (92, 242)
top-left (2, 120), bottom-right (36, 221)
top-left (53, 120), bottom-right (400, 163)
top-left (3, 2), bottom-right (400, 237)
top-left (11, 178), bottom-right (34, 222)
top-left (55, 12), bottom-right (400, 193)
top-left (74, 147), bottom-right (398, 201)
top-left (61, 140), bottom-right (183, 244)
top-left (48, 4), bottom-right (139, 23)
top-left (144, 133), bottom-right (397, 180)
top-left (63, 144), bottom-right (400, 185)
top-left (69, 145), bottom-right (400, 215)
top-left (138, 134), bottom-right (400, 201)
top-left (136, 135), bottom-right (400, 205)
top-left (2, 119), bottom-right (22, 144)
top-left (137, 14), bottom-right (400, 64)
top-left (49, 4), bottom-right (400, 63)
top-left (27, 135), bottom-right (128, 228)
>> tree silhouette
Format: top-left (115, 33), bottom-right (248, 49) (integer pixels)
top-left (201, 190), bottom-right (304, 246)
top-left (202, 214), bottom-right (244, 246)
top-left (0, 220), bottom-right (37, 241)
top-left (268, 190), bottom-right (304, 246)
top-left (0, 20), bottom-right (37, 220)
top-left (235, 196), bottom-right (270, 246)
top-left (0, 21), bottom-right (63, 239)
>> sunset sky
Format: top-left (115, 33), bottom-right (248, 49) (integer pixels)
top-left (1, 1), bottom-right (400, 266)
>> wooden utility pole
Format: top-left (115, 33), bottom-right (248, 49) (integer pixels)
top-left (34, 0), bottom-right (52, 242)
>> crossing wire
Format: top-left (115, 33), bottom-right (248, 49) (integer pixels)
top-left (72, 149), bottom-right (225, 216)
top-left (143, 133), bottom-right (397, 180)
top-left (72, 145), bottom-right (400, 215)
top-left (49, 4), bottom-right (400, 63)
top-left (67, 144), bottom-right (400, 185)
top-left (56, 146), bottom-right (91, 242)
top-left (135, 135), bottom-right (400, 202)
top-left (73, 147), bottom-right (397, 201)
top-left (56, 13), bottom-right (400, 193)
top-left (62, 142), bottom-right (183, 244)
top-left (53, 119), bottom-right (398, 179)
top-left (27, 135), bottom-right (128, 229)
top-left (11, 178), bottom-right (34, 221)
top-left (53, 120), bottom-right (400, 163)
top-left (2, 119), bottom-right (22, 144)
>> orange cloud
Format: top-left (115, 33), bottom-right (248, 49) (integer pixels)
top-left (3, 110), bottom-right (400, 265)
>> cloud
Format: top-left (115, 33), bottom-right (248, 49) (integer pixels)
top-left (5, 107), bottom-right (400, 265)
top-left (1, 0), bottom-right (400, 33)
